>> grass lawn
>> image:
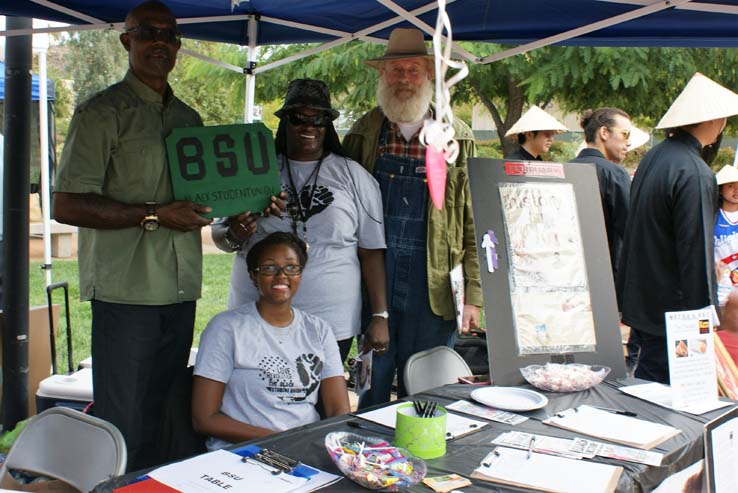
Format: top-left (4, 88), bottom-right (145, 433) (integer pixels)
top-left (29, 253), bottom-right (235, 370)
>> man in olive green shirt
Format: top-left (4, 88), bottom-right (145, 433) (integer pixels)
top-left (53, 1), bottom-right (210, 471)
top-left (343, 28), bottom-right (482, 408)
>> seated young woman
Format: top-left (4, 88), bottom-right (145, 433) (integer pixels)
top-left (192, 232), bottom-right (350, 451)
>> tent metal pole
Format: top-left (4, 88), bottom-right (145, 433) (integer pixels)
top-left (2, 16), bottom-right (32, 430)
top-left (37, 45), bottom-right (52, 287)
top-left (255, 0), bottom-right (444, 74)
top-left (375, 0), bottom-right (477, 62)
top-left (244, 16), bottom-right (258, 123)
top-left (601, 0), bottom-right (738, 16)
top-left (481, 0), bottom-right (695, 64)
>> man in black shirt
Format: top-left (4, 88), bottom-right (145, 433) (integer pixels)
top-left (570, 108), bottom-right (632, 285)
top-left (618, 73), bottom-right (738, 383)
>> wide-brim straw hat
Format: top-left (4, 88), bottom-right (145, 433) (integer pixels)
top-left (716, 165), bottom-right (738, 186)
top-left (656, 72), bottom-right (738, 129)
top-left (274, 78), bottom-right (339, 120)
top-left (365, 28), bottom-right (433, 69)
top-left (505, 106), bottom-right (569, 137)
top-left (627, 125), bottom-right (650, 151)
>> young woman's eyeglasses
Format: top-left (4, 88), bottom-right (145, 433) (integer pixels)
top-left (254, 264), bottom-right (303, 277)
top-left (125, 25), bottom-right (181, 44)
top-left (286, 112), bottom-right (331, 128)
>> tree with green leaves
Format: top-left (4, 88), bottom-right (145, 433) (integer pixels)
top-left (54, 30), bottom-right (738, 158)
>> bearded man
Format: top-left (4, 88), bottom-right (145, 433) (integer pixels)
top-left (343, 28), bottom-right (482, 408)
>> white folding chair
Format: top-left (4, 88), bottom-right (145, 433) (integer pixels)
top-left (0, 407), bottom-right (127, 492)
top-left (403, 346), bottom-right (472, 395)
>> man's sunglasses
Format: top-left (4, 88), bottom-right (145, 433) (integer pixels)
top-left (125, 25), bottom-right (181, 44)
top-left (286, 112), bottom-right (332, 128)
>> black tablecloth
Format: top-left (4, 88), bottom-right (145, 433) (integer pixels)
top-left (94, 379), bottom-right (735, 493)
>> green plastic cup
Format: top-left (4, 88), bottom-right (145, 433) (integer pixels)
top-left (394, 402), bottom-right (447, 459)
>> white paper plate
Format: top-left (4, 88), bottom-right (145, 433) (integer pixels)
top-left (470, 386), bottom-right (549, 412)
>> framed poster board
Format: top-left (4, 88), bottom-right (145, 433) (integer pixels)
top-left (468, 158), bottom-right (626, 385)
top-left (166, 123), bottom-right (280, 218)
top-left (704, 405), bottom-right (738, 492)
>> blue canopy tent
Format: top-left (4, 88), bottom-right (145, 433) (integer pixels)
top-left (0, 61), bottom-right (56, 101)
top-left (0, 0), bottom-right (737, 47)
top-left (0, 0), bottom-right (737, 427)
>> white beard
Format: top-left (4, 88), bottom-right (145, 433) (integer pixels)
top-left (376, 78), bottom-right (433, 124)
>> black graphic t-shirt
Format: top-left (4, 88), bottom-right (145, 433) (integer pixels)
top-left (194, 302), bottom-right (344, 451)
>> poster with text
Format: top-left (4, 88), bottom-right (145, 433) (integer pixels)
top-left (499, 182), bottom-right (596, 354)
top-left (166, 123), bottom-right (280, 218)
top-left (665, 308), bottom-right (718, 412)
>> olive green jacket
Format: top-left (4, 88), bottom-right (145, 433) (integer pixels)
top-left (343, 107), bottom-right (482, 319)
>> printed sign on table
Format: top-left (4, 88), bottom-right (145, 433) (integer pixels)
top-left (166, 123), bottom-right (280, 218)
top-left (665, 308), bottom-right (719, 412)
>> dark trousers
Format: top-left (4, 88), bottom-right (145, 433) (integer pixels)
top-left (91, 299), bottom-right (195, 472)
top-left (632, 328), bottom-right (670, 384)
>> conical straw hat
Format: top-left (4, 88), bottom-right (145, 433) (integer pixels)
top-left (656, 72), bottom-right (738, 129)
top-left (716, 165), bottom-right (738, 186)
top-left (505, 106), bottom-right (568, 137)
top-left (627, 125), bottom-right (650, 151)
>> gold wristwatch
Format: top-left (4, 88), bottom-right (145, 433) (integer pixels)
top-left (141, 201), bottom-right (159, 231)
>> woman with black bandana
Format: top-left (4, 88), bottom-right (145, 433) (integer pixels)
top-left (212, 79), bottom-right (389, 362)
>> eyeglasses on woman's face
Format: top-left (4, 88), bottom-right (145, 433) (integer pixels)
top-left (254, 264), bottom-right (303, 277)
top-left (286, 112), bottom-right (332, 128)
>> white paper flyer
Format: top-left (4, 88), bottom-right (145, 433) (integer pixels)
top-left (665, 308), bottom-right (718, 412)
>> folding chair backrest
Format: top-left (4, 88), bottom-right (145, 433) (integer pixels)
top-left (0, 407), bottom-right (127, 492)
top-left (403, 346), bottom-right (472, 395)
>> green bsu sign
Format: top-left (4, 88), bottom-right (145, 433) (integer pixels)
top-left (165, 123), bottom-right (281, 218)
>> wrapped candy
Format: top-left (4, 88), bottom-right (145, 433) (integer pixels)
top-left (520, 363), bottom-right (610, 392)
top-left (324, 432), bottom-right (426, 491)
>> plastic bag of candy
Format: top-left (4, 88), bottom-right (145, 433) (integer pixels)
top-left (520, 363), bottom-right (610, 392)
top-left (324, 431), bottom-right (426, 491)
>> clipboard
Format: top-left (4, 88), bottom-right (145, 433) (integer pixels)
top-left (543, 405), bottom-right (680, 450)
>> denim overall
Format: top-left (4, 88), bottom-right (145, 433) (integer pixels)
top-left (358, 121), bottom-right (455, 409)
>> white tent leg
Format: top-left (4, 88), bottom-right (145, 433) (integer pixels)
top-left (38, 47), bottom-right (52, 286)
top-left (244, 16), bottom-right (258, 123)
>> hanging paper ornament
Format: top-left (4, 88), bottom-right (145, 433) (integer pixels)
top-left (419, 0), bottom-right (468, 210)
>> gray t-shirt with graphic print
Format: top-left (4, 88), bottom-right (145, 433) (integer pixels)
top-left (194, 302), bottom-right (344, 451)
top-left (227, 152), bottom-right (386, 341)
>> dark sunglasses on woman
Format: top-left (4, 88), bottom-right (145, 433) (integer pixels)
top-left (286, 112), bottom-right (332, 128)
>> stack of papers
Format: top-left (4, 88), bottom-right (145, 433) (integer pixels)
top-left (619, 382), bottom-right (732, 415)
top-left (472, 446), bottom-right (622, 493)
top-left (122, 449), bottom-right (340, 493)
top-left (355, 401), bottom-right (488, 439)
top-left (446, 400), bottom-right (529, 425)
top-left (491, 431), bottom-right (664, 466)
top-left (543, 405), bottom-right (681, 450)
